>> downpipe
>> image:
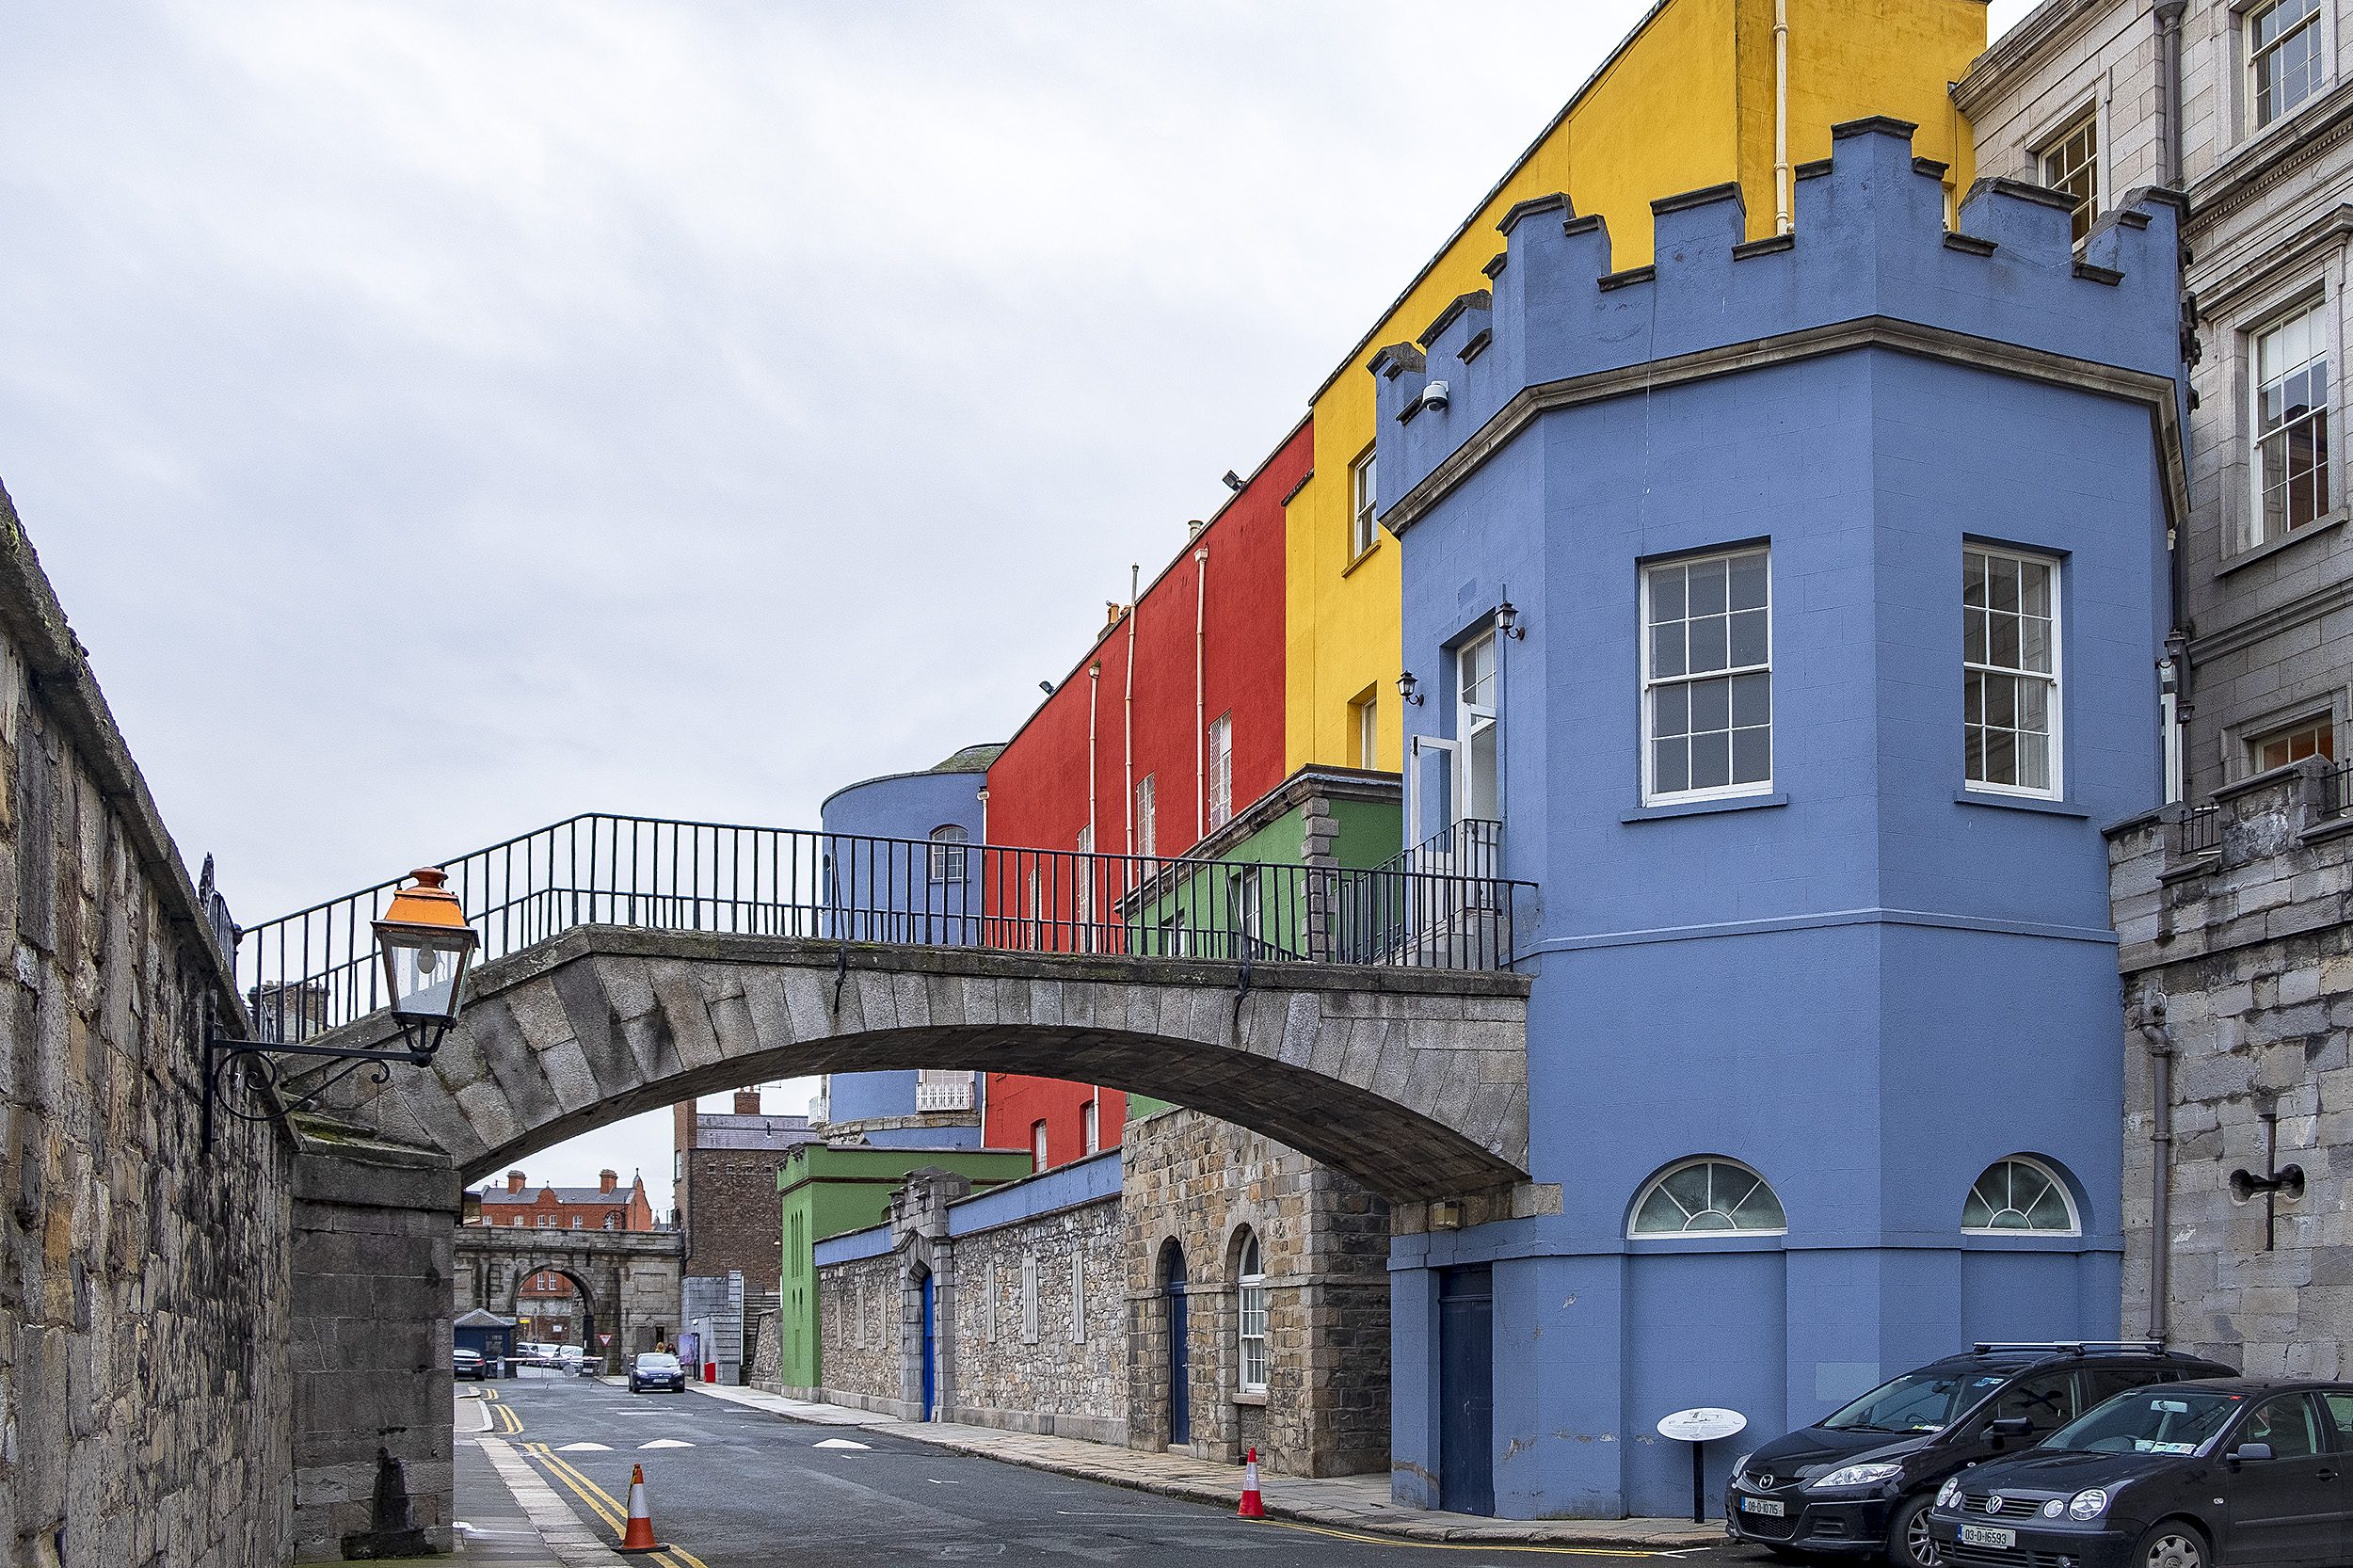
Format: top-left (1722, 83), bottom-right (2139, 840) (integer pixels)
top-left (2138, 992), bottom-right (2177, 1342)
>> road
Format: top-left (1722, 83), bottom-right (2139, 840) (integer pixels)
top-left (463, 1368), bottom-right (1786, 1566)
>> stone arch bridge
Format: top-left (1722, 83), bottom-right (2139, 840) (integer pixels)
top-left (453, 1225), bottom-right (684, 1366)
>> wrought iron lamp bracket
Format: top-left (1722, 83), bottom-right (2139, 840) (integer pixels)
top-left (202, 1023), bottom-right (452, 1150)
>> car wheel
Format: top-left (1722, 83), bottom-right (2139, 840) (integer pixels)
top-left (1888, 1494), bottom-right (1941, 1568)
top-left (2133, 1522), bottom-right (2207, 1568)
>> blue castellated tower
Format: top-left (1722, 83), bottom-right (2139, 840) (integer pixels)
top-left (1373, 119), bottom-right (2185, 1522)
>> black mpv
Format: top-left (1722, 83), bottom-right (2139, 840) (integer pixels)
top-left (1927, 1379), bottom-right (2353, 1568)
top-left (1725, 1343), bottom-right (2236, 1566)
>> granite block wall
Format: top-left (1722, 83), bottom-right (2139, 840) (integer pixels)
top-left (805, 1249), bottom-right (900, 1412)
top-left (0, 488), bottom-right (295, 1566)
top-left (946, 1194), bottom-right (1124, 1444)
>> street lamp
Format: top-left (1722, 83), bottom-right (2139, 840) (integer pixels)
top-left (1397, 670), bottom-right (1423, 706)
top-left (205, 866), bottom-right (480, 1149)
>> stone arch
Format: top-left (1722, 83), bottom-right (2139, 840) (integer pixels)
top-left (290, 929), bottom-right (1531, 1204)
top-left (501, 1260), bottom-right (602, 1354)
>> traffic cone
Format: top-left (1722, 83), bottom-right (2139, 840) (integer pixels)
top-left (616, 1463), bottom-right (664, 1554)
top-left (1239, 1448), bottom-right (1266, 1518)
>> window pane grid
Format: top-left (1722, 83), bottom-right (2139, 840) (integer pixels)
top-left (1351, 453), bottom-right (1377, 558)
top-left (2257, 301), bottom-right (2331, 540)
top-left (1962, 549), bottom-right (2058, 794)
top-left (1629, 1160), bottom-right (1787, 1236)
top-left (2252, 0), bottom-right (2323, 127)
top-left (1961, 1159), bottom-right (2078, 1234)
top-left (2040, 114), bottom-right (2098, 243)
top-left (1644, 550), bottom-right (1771, 800)
top-left (2258, 718), bottom-right (2336, 772)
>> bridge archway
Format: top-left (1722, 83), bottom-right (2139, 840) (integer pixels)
top-left (299, 927), bottom-right (1531, 1203)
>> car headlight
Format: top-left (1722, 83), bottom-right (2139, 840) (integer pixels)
top-left (2068, 1488), bottom-right (2109, 1521)
top-left (1731, 1453), bottom-right (1753, 1481)
top-left (1812, 1463), bottom-right (1906, 1490)
top-left (1936, 1479), bottom-right (1962, 1510)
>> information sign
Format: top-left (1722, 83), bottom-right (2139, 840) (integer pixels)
top-left (1657, 1408), bottom-right (1747, 1523)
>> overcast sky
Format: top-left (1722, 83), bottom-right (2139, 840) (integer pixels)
top-left (0, 0), bottom-right (2035, 1207)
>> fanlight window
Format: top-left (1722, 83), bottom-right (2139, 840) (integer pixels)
top-left (1630, 1160), bottom-right (1787, 1236)
top-left (1963, 1159), bottom-right (2078, 1235)
top-left (928, 824), bottom-right (969, 882)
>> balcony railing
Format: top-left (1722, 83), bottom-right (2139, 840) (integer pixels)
top-left (237, 814), bottom-right (1534, 1044)
top-left (915, 1080), bottom-right (974, 1112)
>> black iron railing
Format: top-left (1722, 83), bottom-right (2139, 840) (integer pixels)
top-left (238, 814), bottom-right (1534, 1043)
top-left (2325, 761), bottom-right (2353, 818)
top-left (2176, 805), bottom-right (2222, 857)
top-left (1378, 818), bottom-right (1502, 880)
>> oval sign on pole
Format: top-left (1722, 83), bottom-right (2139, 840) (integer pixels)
top-left (1657, 1407), bottom-right (1747, 1443)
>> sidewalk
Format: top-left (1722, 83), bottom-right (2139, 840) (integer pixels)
top-left (454, 1389), bottom-right (629, 1565)
top-left (684, 1382), bottom-right (1727, 1549)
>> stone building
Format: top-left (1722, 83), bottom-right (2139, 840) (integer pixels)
top-left (2107, 758), bottom-right (2353, 1371)
top-left (1957, 0), bottom-right (2353, 802)
top-left (672, 1088), bottom-right (818, 1293)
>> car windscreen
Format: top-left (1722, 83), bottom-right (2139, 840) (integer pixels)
top-left (1820, 1369), bottom-right (2013, 1434)
top-left (637, 1355), bottom-right (680, 1370)
top-left (2042, 1388), bottom-right (2246, 1456)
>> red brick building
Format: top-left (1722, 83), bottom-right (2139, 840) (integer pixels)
top-left (474, 1168), bottom-right (655, 1232)
top-left (673, 1089), bottom-right (821, 1292)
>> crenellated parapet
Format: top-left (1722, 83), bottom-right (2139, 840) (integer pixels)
top-left (1373, 116), bottom-right (2185, 529)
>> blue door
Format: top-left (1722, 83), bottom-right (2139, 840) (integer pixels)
top-left (1165, 1246), bottom-right (1190, 1447)
top-left (1440, 1265), bottom-right (1494, 1516)
top-left (920, 1273), bottom-right (936, 1420)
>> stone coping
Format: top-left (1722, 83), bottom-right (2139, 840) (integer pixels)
top-left (684, 1381), bottom-right (1724, 1548)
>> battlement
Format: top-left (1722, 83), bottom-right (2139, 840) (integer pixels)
top-left (1374, 117), bottom-right (2184, 527)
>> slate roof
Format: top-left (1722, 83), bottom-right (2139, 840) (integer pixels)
top-left (481, 1185), bottom-right (635, 1206)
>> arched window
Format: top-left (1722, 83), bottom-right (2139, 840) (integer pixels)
top-left (928, 824), bottom-right (968, 882)
top-left (1963, 1158), bottom-right (2079, 1235)
top-left (1629, 1159), bottom-right (1787, 1236)
top-left (1236, 1229), bottom-right (1268, 1393)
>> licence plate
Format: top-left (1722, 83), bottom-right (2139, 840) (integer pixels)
top-left (1961, 1525), bottom-right (2016, 1549)
top-left (1739, 1497), bottom-right (1785, 1517)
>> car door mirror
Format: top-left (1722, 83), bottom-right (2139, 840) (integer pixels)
top-left (1988, 1418), bottom-right (2035, 1438)
top-left (2232, 1443), bottom-right (2274, 1464)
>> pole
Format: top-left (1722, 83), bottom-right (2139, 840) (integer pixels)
top-left (1691, 1438), bottom-right (1706, 1524)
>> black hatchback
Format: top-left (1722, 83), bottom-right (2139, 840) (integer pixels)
top-left (1726, 1343), bottom-right (2236, 1566)
top-left (1927, 1379), bottom-right (2353, 1568)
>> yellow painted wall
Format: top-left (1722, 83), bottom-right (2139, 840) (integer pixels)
top-left (1284, 0), bottom-right (1986, 776)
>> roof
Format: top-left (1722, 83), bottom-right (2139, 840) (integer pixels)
top-left (931, 744), bottom-right (1005, 774)
top-left (481, 1185), bottom-right (638, 1206)
top-left (454, 1308), bottom-right (516, 1328)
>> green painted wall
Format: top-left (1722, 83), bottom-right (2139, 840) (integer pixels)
top-left (775, 1144), bottom-right (1033, 1390)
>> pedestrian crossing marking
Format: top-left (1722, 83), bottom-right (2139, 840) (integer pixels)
top-left (556, 1442), bottom-right (613, 1451)
top-left (638, 1439), bottom-right (695, 1448)
top-left (813, 1438), bottom-right (871, 1449)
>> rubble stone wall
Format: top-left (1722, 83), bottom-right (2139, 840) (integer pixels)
top-left (945, 1193), bottom-right (1125, 1445)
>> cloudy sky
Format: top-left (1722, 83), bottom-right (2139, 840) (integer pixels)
top-left (0, 0), bottom-right (2034, 1206)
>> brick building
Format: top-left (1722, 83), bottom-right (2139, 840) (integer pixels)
top-left (474, 1168), bottom-right (655, 1232)
top-left (517, 1267), bottom-right (584, 1344)
top-left (673, 1089), bottom-right (821, 1293)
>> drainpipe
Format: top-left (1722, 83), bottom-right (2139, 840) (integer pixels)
top-left (2138, 993), bottom-right (2177, 1342)
top-left (1086, 662), bottom-right (1101, 856)
top-left (1773, 0), bottom-right (1792, 235)
top-left (1194, 547), bottom-right (1209, 845)
top-left (1125, 566), bottom-right (1139, 856)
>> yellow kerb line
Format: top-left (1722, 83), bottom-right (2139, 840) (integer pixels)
top-left (1258, 1517), bottom-right (1664, 1556)
top-left (529, 1445), bottom-right (709, 1568)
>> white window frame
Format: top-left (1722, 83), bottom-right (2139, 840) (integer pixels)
top-left (1627, 1158), bottom-right (1789, 1238)
top-left (1350, 450), bottom-right (1378, 560)
top-left (1962, 545), bottom-right (2064, 801)
top-left (1032, 1120), bottom-right (1049, 1173)
top-left (2249, 709), bottom-right (2338, 775)
top-left (1458, 631), bottom-right (1499, 823)
top-left (1237, 1230), bottom-right (1268, 1393)
top-left (1136, 774), bottom-right (1157, 859)
top-left (1354, 693), bottom-right (1379, 770)
top-left (1207, 714), bottom-right (1233, 831)
top-left (1641, 547), bottom-right (1774, 806)
top-left (2249, 0), bottom-right (2327, 133)
top-left (1082, 1097), bottom-right (1099, 1154)
top-left (1961, 1156), bottom-right (2082, 1238)
top-left (2034, 104), bottom-right (2099, 245)
top-left (927, 824), bottom-right (968, 883)
top-left (2249, 294), bottom-right (2334, 546)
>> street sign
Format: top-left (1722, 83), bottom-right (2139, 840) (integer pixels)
top-left (1657, 1408), bottom-right (1746, 1443)
top-left (600, 1335), bottom-right (613, 1346)
top-left (1657, 1408), bottom-right (1747, 1523)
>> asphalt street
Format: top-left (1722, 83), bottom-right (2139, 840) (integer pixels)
top-left (464, 1368), bottom-right (1786, 1567)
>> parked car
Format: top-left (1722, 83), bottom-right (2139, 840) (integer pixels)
top-left (629, 1352), bottom-right (686, 1394)
top-left (1725, 1342), bottom-right (2237, 1566)
top-left (558, 1346), bottom-right (599, 1377)
top-left (1927, 1378), bottom-right (2353, 1568)
top-left (452, 1348), bottom-right (489, 1382)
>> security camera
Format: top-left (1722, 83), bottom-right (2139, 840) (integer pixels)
top-left (1420, 380), bottom-right (1450, 411)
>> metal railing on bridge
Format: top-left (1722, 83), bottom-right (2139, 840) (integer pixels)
top-left (239, 814), bottom-right (1534, 1044)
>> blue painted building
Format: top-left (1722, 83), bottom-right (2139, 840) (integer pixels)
top-left (816, 744), bottom-right (1000, 1149)
top-left (1372, 120), bottom-right (2185, 1519)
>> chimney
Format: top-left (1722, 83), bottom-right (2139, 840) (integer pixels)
top-left (599, 1169), bottom-right (617, 1194)
top-left (506, 1170), bottom-right (526, 1193)
top-left (733, 1088), bottom-right (760, 1116)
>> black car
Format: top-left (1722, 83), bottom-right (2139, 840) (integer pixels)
top-left (1726, 1343), bottom-right (2237, 1566)
top-left (452, 1347), bottom-right (489, 1382)
top-left (629, 1352), bottom-right (686, 1394)
top-left (1928, 1378), bottom-right (2353, 1568)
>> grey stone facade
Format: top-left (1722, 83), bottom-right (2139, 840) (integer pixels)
top-left (0, 486), bottom-right (296, 1565)
top-left (2109, 758), bottom-right (2353, 1368)
top-left (947, 1187), bottom-right (1125, 1443)
top-left (453, 1225), bottom-right (684, 1363)
top-left (1958, 0), bottom-right (2353, 803)
top-left (1122, 1109), bottom-right (1389, 1478)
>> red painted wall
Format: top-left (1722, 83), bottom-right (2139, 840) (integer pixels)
top-left (975, 418), bottom-right (1307, 1167)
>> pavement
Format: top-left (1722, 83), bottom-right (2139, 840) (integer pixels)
top-left (680, 1380), bottom-right (1730, 1551)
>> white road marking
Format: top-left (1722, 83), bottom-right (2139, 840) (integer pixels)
top-left (555, 1442), bottom-right (613, 1451)
top-left (637, 1439), bottom-right (696, 1448)
top-left (814, 1438), bottom-right (872, 1449)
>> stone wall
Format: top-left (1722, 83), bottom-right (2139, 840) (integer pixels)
top-left (1122, 1108), bottom-right (1390, 1477)
top-left (0, 488), bottom-right (296, 1565)
top-left (2110, 757), bottom-right (2353, 1372)
top-left (945, 1189), bottom-right (1124, 1444)
top-left (804, 1245), bottom-right (899, 1411)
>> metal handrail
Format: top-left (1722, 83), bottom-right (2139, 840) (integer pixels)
top-left (1377, 817), bottom-right (1503, 880)
top-left (238, 813), bottom-right (1535, 1043)
top-left (2176, 805), bottom-right (2222, 857)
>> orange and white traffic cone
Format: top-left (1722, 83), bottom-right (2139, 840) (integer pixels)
top-left (1239, 1448), bottom-right (1266, 1519)
top-left (616, 1463), bottom-right (664, 1554)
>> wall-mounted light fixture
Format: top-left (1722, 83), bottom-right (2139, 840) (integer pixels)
top-left (1429, 1200), bottom-right (1464, 1231)
top-left (1221, 471), bottom-right (1245, 492)
top-left (1496, 600), bottom-right (1524, 640)
top-left (1397, 671), bottom-right (1423, 706)
top-left (1038, 680), bottom-right (1055, 695)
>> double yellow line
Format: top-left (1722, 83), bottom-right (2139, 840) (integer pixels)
top-left (477, 1387), bottom-right (526, 1435)
top-left (523, 1442), bottom-right (709, 1568)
